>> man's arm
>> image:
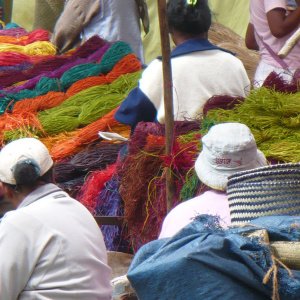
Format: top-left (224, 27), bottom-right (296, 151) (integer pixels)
top-left (267, 4), bottom-right (300, 38)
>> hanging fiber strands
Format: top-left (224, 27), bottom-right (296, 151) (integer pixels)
top-left (0, 36), bottom-right (107, 89)
top-left (0, 29), bottom-right (49, 45)
top-left (78, 163), bottom-right (117, 213)
top-left (54, 142), bottom-right (123, 183)
top-left (96, 176), bottom-right (128, 252)
top-left (38, 71), bottom-right (141, 135)
top-left (118, 121), bottom-right (200, 250)
top-left (0, 41), bottom-right (56, 56)
top-left (204, 87), bottom-right (300, 162)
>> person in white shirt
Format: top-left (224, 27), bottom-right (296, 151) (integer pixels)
top-left (0, 138), bottom-right (112, 300)
top-left (115, 0), bottom-right (250, 129)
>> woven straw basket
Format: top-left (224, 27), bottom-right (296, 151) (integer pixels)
top-left (227, 163), bottom-right (300, 226)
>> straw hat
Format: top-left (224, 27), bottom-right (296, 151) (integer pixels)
top-left (195, 123), bottom-right (267, 191)
top-left (227, 163), bottom-right (300, 226)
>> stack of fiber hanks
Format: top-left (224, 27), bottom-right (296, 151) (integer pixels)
top-left (0, 25), bottom-right (144, 249)
top-left (203, 73), bottom-right (300, 163)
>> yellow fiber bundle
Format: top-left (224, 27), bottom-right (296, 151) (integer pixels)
top-left (0, 41), bottom-right (57, 55)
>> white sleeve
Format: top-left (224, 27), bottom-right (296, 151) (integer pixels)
top-left (0, 220), bottom-right (33, 300)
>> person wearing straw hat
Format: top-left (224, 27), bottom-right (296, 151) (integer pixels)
top-left (0, 138), bottom-right (112, 300)
top-left (159, 122), bottom-right (267, 238)
top-left (115, 0), bottom-right (250, 130)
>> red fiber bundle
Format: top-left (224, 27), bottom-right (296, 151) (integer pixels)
top-left (203, 95), bottom-right (244, 116)
top-left (118, 121), bottom-right (200, 250)
top-left (78, 163), bottom-right (117, 213)
top-left (263, 71), bottom-right (298, 93)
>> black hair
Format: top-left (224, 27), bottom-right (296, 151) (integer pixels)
top-left (7, 159), bottom-right (54, 192)
top-left (167, 0), bottom-right (211, 35)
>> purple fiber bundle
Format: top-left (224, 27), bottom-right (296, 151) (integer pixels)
top-left (0, 27), bottom-right (28, 36)
top-left (3, 42), bottom-right (111, 94)
top-left (95, 176), bottom-right (128, 252)
top-left (0, 62), bottom-right (33, 73)
top-left (54, 142), bottom-right (123, 183)
top-left (70, 35), bottom-right (108, 58)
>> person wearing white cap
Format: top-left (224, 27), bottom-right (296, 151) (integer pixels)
top-left (159, 122), bottom-right (267, 238)
top-left (0, 138), bottom-right (112, 300)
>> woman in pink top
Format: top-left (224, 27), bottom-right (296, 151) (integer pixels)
top-left (245, 0), bottom-right (300, 86)
top-left (159, 123), bottom-right (267, 239)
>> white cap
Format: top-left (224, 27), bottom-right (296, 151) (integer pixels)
top-left (0, 138), bottom-right (53, 185)
top-left (195, 123), bottom-right (267, 191)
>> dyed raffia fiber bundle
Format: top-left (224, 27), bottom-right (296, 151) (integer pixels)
top-left (0, 36), bottom-right (107, 88)
top-left (118, 121), bottom-right (200, 250)
top-left (38, 71), bottom-right (140, 135)
top-left (204, 87), bottom-right (300, 162)
top-left (54, 142), bottom-right (123, 183)
top-left (0, 41), bottom-right (132, 113)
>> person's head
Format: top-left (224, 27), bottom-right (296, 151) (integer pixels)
top-left (195, 123), bottom-right (268, 191)
top-left (0, 138), bottom-right (54, 207)
top-left (167, 0), bottom-right (211, 44)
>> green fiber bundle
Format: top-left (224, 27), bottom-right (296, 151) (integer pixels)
top-left (204, 87), bottom-right (300, 162)
top-left (60, 41), bottom-right (132, 90)
top-left (38, 71), bottom-right (141, 135)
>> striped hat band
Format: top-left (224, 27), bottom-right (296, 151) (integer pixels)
top-left (227, 163), bottom-right (300, 226)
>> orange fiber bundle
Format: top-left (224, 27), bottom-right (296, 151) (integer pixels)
top-left (50, 108), bottom-right (120, 161)
top-left (66, 53), bottom-right (141, 97)
top-left (13, 92), bottom-right (67, 114)
top-left (0, 29), bottom-right (49, 46)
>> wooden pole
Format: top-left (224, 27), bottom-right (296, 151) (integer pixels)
top-left (157, 0), bottom-right (175, 212)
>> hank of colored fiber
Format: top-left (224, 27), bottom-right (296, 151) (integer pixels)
top-left (0, 41), bottom-right (56, 55)
top-left (3, 42), bottom-right (110, 93)
top-left (263, 71), bottom-right (298, 93)
top-left (204, 87), bottom-right (300, 162)
top-left (0, 29), bottom-right (49, 45)
top-left (13, 92), bottom-right (67, 114)
top-left (38, 71), bottom-right (141, 135)
top-left (180, 171), bottom-right (200, 201)
top-left (0, 27), bottom-right (28, 36)
top-left (0, 42), bottom-right (130, 110)
top-left (96, 176), bottom-right (127, 251)
top-left (78, 163), bottom-right (117, 213)
top-left (0, 37), bottom-right (108, 89)
top-left (202, 95), bottom-right (244, 116)
top-left (49, 108), bottom-right (119, 160)
top-left (59, 41), bottom-right (132, 90)
top-left (66, 53), bottom-right (142, 97)
top-left (57, 175), bottom-right (85, 199)
top-left (54, 142), bottom-right (123, 183)
top-left (0, 52), bottom-right (32, 66)
top-left (0, 62), bottom-right (32, 73)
